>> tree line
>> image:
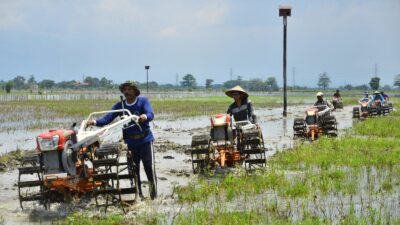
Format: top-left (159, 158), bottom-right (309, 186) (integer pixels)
top-left (1, 73), bottom-right (399, 93)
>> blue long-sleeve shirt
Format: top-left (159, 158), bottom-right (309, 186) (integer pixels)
top-left (95, 96), bottom-right (154, 147)
top-left (373, 94), bottom-right (385, 104)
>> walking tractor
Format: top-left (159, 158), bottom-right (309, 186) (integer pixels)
top-left (293, 105), bottom-right (338, 141)
top-left (190, 113), bottom-right (266, 173)
top-left (18, 109), bottom-right (141, 211)
top-left (353, 101), bottom-right (372, 119)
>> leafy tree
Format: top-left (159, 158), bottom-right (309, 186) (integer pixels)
top-left (57, 80), bottom-right (77, 89)
top-left (100, 77), bottom-right (113, 88)
top-left (13, 75), bottom-right (26, 89)
top-left (369, 76), bottom-right (380, 90)
top-left (38, 79), bottom-right (55, 89)
top-left (317, 72), bottom-right (331, 89)
top-left (344, 84), bottom-right (353, 90)
top-left (394, 74), bottom-right (400, 89)
top-left (149, 81), bottom-right (159, 89)
top-left (181, 74), bottom-right (197, 88)
top-left (265, 77), bottom-right (279, 92)
top-left (247, 79), bottom-right (265, 91)
top-left (205, 79), bottom-right (214, 89)
top-left (27, 75), bottom-right (37, 85)
top-left (5, 81), bottom-right (13, 93)
top-left (84, 76), bottom-right (101, 88)
top-left (223, 78), bottom-right (245, 89)
top-left (354, 84), bottom-right (369, 91)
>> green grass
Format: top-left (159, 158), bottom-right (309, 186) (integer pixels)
top-left (63, 212), bottom-right (124, 225)
top-left (355, 110), bottom-right (400, 138)
top-left (270, 136), bottom-right (400, 169)
top-left (168, 107), bottom-right (400, 224)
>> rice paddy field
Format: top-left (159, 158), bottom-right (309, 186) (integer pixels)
top-left (66, 106), bottom-right (399, 225)
top-left (0, 92), bottom-right (361, 130)
top-left (0, 92), bottom-right (398, 224)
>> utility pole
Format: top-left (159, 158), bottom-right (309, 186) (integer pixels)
top-left (145, 65), bottom-right (150, 93)
top-left (292, 67), bottom-right (296, 90)
top-left (230, 68), bottom-right (233, 80)
top-left (175, 74), bottom-right (179, 86)
top-left (279, 5), bottom-right (292, 117)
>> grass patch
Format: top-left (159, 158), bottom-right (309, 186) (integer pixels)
top-left (64, 212), bottom-right (124, 225)
top-left (355, 110), bottom-right (400, 138)
top-left (269, 137), bottom-right (400, 169)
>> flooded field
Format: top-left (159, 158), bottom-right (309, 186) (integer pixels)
top-left (0, 102), bottom-right (362, 224)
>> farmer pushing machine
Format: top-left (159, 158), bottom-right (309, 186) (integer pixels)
top-left (18, 81), bottom-right (157, 211)
top-left (190, 86), bottom-right (266, 173)
top-left (293, 92), bottom-right (338, 141)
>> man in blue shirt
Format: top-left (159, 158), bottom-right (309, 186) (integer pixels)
top-left (87, 81), bottom-right (157, 200)
top-left (373, 91), bottom-right (385, 104)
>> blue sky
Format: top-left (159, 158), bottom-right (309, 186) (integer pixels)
top-left (0, 0), bottom-right (399, 87)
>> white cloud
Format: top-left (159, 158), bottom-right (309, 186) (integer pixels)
top-left (194, 1), bottom-right (229, 26)
top-left (159, 25), bottom-right (180, 38)
top-left (0, 1), bottom-right (25, 31)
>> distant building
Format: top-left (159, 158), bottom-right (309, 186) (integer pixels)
top-left (74, 81), bottom-right (89, 87)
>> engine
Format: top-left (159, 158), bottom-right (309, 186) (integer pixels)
top-left (210, 113), bottom-right (233, 144)
top-left (36, 129), bottom-right (77, 175)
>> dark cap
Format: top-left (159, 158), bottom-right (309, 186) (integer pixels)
top-left (119, 81), bottom-right (140, 96)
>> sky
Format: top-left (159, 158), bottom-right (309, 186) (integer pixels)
top-left (0, 0), bottom-right (399, 87)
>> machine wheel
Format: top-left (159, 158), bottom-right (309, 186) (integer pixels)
top-left (382, 106), bottom-right (390, 116)
top-left (388, 103), bottom-right (393, 112)
top-left (352, 107), bottom-right (360, 119)
top-left (293, 118), bottom-right (305, 139)
top-left (17, 153), bottom-right (46, 209)
top-left (369, 106), bottom-right (378, 117)
top-left (92, 143), bottom-right (138, 213)
top-left (190, 134), bottom-right (212, 174)
top-left (240, 126), bottom-right (266, 171)
top-left (323, 115), bottom-right (338, 137)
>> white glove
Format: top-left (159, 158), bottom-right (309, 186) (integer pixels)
top-left (317, 111), bottom-right (324, 116)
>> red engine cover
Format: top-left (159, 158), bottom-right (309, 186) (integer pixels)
top-left (36, 129), bottom-right (75, 151)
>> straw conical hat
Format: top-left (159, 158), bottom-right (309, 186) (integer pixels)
top-left (225, 85), bottom-right (249, 98)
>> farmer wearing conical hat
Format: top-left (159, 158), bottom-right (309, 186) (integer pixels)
top-left (225, 86), bottom-right (257, 124)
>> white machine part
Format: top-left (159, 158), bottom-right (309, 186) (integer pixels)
top-left (71, 109), bottom-right (140, 151)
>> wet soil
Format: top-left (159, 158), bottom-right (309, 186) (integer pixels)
top-left (0, 105), bottom-right (357, 224)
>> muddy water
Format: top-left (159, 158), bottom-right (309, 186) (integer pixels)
top-left (0, 105), bottom-right (357, 224)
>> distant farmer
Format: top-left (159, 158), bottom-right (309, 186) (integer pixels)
top-left (359, 92), bottom-right (372, 106)
top-left (373, 91), bottom-right (385, 104)
top-left (225, 86), bottom-right (257, 124)
top-left (380, 91), bottom-right (389, 101)
top-left (87, 81), bottom-right (157, 200)
top-left (314, 92), bottom-right (333, 117)
top-left (333, 89), bottom-right (341, 98)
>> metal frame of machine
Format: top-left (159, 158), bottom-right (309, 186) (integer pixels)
top-left (293, 105), bottom-right (338, 141)
top-left (18, 109), bottom-right (140, 212)
top-left (190, 113), bottom-right (266, 173)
